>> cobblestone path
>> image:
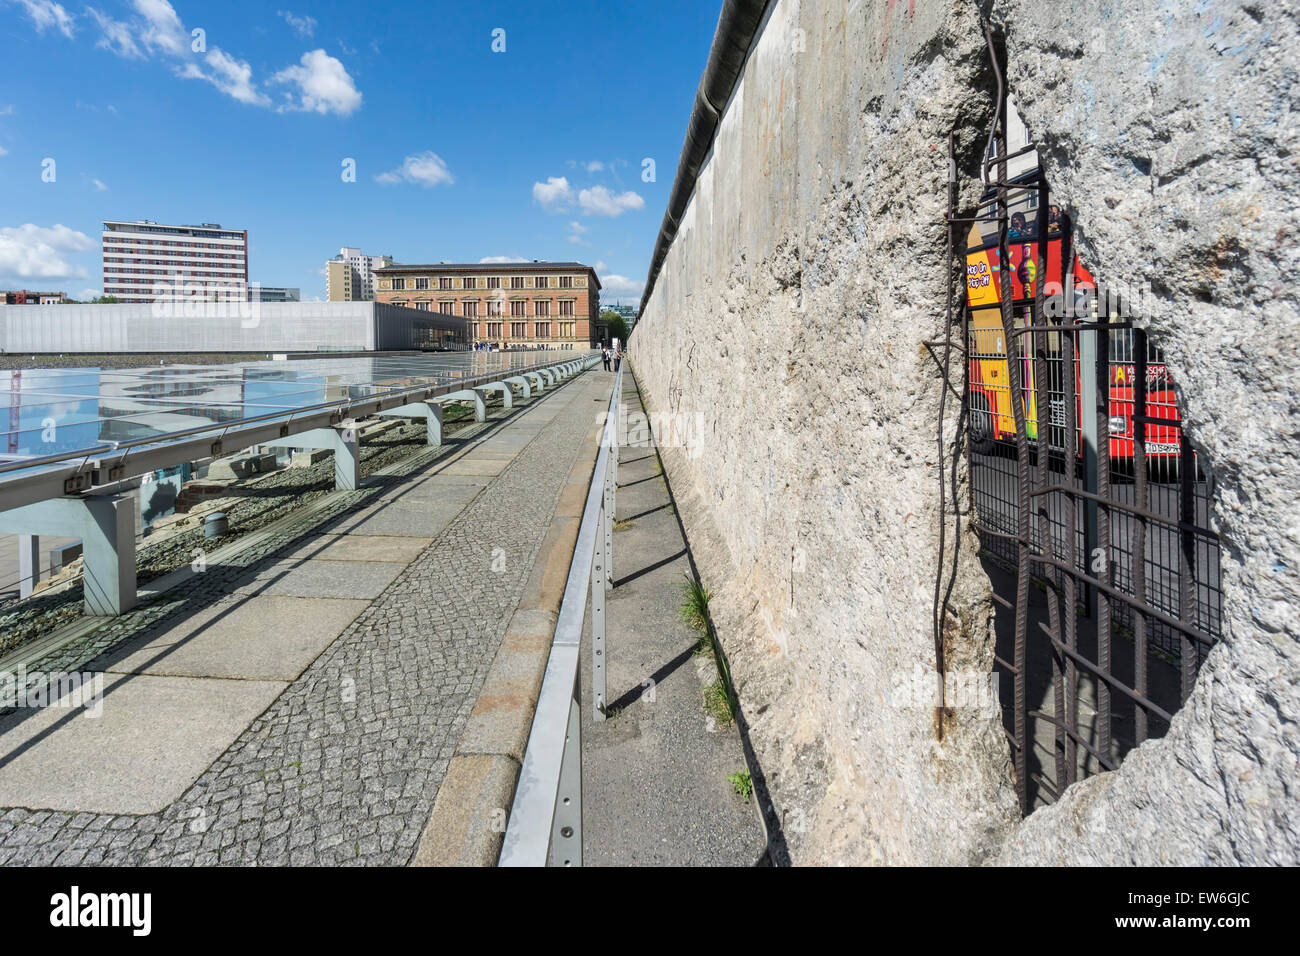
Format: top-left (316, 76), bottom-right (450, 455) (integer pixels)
top-left (0, 371), bottom-right (609, 865)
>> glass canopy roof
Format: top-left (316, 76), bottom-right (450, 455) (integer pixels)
top-left (0, 351), bottom-right (584, 466)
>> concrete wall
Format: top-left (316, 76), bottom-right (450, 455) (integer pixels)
top-left (630, 0), bottom-right (1299, 865)
top-left (0, 301), bottom-right (464, 353)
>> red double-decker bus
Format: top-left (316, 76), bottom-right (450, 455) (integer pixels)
top-left (965, 213), bottom-right (1182, 464)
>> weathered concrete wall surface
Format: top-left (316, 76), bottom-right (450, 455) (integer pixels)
top-left (631, 0), bottom-right (1018, 865)
top-left (990, 0), bottom-right (1300, 865)
top-left (630, 0), bottom-right (1299, 865)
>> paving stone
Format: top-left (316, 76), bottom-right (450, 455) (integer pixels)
top-left (0, 370), bottom-right (606, 864)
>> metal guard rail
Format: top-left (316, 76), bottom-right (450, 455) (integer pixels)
top-left (499, 363), bottom-right (621, 867)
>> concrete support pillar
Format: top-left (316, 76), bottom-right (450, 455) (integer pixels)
top-left (440, 389), bottom-right (488, 423)
top-left (0, 495), bottom-right (136, 616)
top-left (504, 375), bottom-right (531, 399)
top-left (524, 372), bottom-right (545, 393)
top-left (377, 401), bottom-right (442, 446)
top-left (18, 533), bottom-right (39, 599)
top-left (266, 425), bottom-right (361, 491)
top-left (477, 382), bottom-right (513, 410)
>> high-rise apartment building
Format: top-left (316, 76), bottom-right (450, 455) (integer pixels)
top-left (325, 247), bottom-right (393, 301)
top-left (373, 261), bottom-right (601, 349)
top-left (102, 220), bottom-right (248, 304)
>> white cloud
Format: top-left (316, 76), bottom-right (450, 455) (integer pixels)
top-left (598, 273), bottom-right (643, 299)
top-left (13, 0), bottom-right (74, 38)
top-left (86, 7), bottom-right (141, 57)
top-left (532, 176), bottom-right (572, 211)
top-left (92, 178), bottom-right (107, 190)
top-left (182, 49), bottom-right (270, 107)
top-left (0, 105), bottom-right (13, 116)
top-left (134, 0), bottom-right (188, 57)
top-left (375, 151), bottom-right (454, 187)
top-left (78, 4), bottom-right (359, 117)
top-left (271, 49), bottom-right (362, 116)
top-left (75, 288), bottom-right (102, 300)
top-left (479, 256), bottom-right (528, 264)
top-left (278, 10), bottom-right (317, 39)
top-left (0, 224), bottom-right (94, 280)
top-left (569, 221), bottom-right (587, 234)
top-left (586, 161), bottom-right (604, 173)
top-left (0, 146), bottom-right (7, 156)
top-left (578, 185), bottom-right (644, 217)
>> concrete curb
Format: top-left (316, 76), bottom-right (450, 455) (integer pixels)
top-left (410, 376), bottom-right (608, 867)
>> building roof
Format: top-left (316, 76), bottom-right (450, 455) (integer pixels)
top-left (374, 261), bottom-right (600, 286)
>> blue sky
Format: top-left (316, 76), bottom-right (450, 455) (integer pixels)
top-left (0, 0), bottom-right (721, 304)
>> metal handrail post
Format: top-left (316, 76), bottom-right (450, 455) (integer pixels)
top-left (591, 497), bottom-right (607, 722)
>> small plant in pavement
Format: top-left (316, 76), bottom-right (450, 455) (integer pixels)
top-left (728, 771), bottom-right (753, 801)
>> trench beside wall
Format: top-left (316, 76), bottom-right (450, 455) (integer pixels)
top-left (629, 0), bottom-right (1299, 865)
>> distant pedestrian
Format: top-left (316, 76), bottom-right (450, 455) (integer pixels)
top-left (602, 347), bottom-right (611, 371)
top-left (613, 347), bottom-right (623, 372)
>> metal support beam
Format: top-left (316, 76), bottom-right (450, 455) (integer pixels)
top-left (439, 389), bottom-right (488, 423)
top-left (376, 401), bottom-right (442, 447)
top-left (477, 382), bottom-right (513, 410)
top-left (265, 425), bottom-right (360, 491)
top-left (591, 495), bottom-right (607, 722)
top-left (551, 691), bottom-right (583, 867)
top-left (0, 495), bottom-right (136, 616)
top-left (504, 375), bottom-right (531, 400)
top-left (18, 533), bottom-right (39, 599)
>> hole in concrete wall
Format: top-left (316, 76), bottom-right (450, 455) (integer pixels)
top-left (956, 34), bottom-right (1224, 814)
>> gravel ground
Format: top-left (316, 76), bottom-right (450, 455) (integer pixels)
top-left (0, 401), bottom-right (481, 658)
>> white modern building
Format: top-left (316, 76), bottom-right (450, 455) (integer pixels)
top-left (251, 286), bottom-right (301, 303)
top-left (326, 247), bottom-right (393, 301)
top-left (102, 220), bottom-right (249, 304)
top-left (0, 301), bottom-right (471, 353)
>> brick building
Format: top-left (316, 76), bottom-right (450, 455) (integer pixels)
top-left (372, 261), bottom-right (601, 350)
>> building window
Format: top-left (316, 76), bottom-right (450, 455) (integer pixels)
top-left (559, 300), bottom-right (574, 316)
top-left (415, 278), bottom-right (430, 290)
top-left (487, 276), bottom-right (501, 289)
top-left (511, 276), bottom-right (525, 289)
top-left (535, 276), bottom-right (549, 289)
top-left (440, 277), bottom-right (453, 290)
top-left (487, 299), bottom-right (503, 316)
top-left (392, 278), bottom-right (406, 291)
top-left (510, 322), bottom-right (527, 338)
top-left (534, 300), bottom-right (550, 317)
top-left (463, 300), bottom-right (479, 317)
top-left (487, 322), bottom-right (503, 337)
top-left (510, 300), bottom-right (526, 317)
top-left (560, 321), bottom-right (576, 338)
top-left (462, 276), bottom-right (477, 290)
top-left (560, 276), bottom-right (574, 288)
top-left (439, 301), bottom-right (454, 314)
top-left (416, 302), bottom-right (431, 311)
top-left (534, 322), bottom-right (551, 338)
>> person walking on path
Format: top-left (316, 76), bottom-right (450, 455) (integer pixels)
top-left (602, 347), bottom-right (612, 371)
top-left (613, 346), bottom-right (623, 372)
